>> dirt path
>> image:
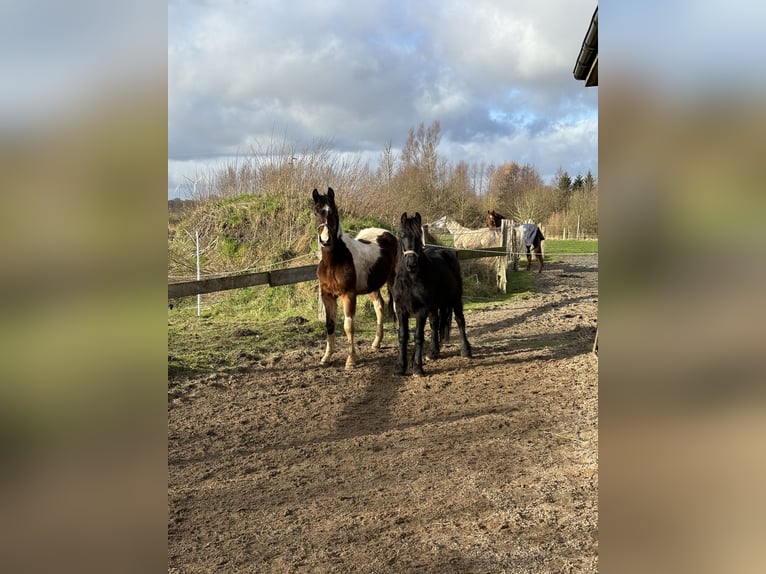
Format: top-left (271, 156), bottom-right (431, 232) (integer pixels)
top-left (168, 255), bottom-right (598, 573)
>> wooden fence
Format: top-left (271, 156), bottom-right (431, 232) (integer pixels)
top-left (168, 265), bottom-right (317, 299)
top-left (168, 220), bottom-right (523, 299)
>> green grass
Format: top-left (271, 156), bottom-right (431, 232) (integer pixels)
top-left (168, 300), bottom-right (325, 381)
top-left (168, 282), bottom-right (388, 382)
top-left (462, 264), bottom-right (537, 310)
top-left (544, 238), bottom-right (598, 256)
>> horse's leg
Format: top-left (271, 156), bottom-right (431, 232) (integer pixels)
top-left (426, 310), bottom-right (440, 360)
top-left (452, 302), bottom-right (472, 358)
top-left (341, 294), bottom-right (357, 369)
top-left (535, 241), bottom-right (544, 272)
top-left (412, 313), bottom-right (427, 376)
top-left (368, 290), bottom-right (384, 349)
top-left (525, 245), bottom-right (532, 271)
top-left (320, 291), bottom-right (337, 365)
top-left (395, 309), bottom-right (409, 375)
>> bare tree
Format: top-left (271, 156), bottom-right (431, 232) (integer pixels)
top-left (489, 161), bottom-right (544, 217)
top-left (397, 120), bottom-right (443, 221)
top-left (512, 187), bottom-right (557, 224)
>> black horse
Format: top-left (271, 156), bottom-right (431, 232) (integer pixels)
top-left (393, 212), bottom-right (471, 376)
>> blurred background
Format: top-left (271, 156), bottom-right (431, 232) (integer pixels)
top-left (0, 1), bottom-right (166, 572)
top-left (599, 2), bottom-right (766, 573)
top-left (1, 1), bottom-right (764, 572)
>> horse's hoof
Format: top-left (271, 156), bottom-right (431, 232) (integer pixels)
top-left (345, 358), bottom-right (356, 369)
top-left (413, 369), bottom-right (425, 377)
top-left (371, 339), bottom-right (382, 349)
top-left (394, 365), bottom-right (406, 376)
top-left (461, 348), bottom-right (472, 358)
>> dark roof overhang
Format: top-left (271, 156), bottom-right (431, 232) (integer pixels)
top-left (573, 6), bottom-right (598, 87)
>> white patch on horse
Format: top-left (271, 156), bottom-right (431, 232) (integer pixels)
top-left (342, 228), bottom-right (388, 294)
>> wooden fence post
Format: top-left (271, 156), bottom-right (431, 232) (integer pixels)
top-left (498, 219), bottom-right (510, 292)
top-left (510, 220), bottom-right (519, 271)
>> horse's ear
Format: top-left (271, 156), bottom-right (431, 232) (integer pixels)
top-left (327, 187), bottom-right (335, 201)
top-left (488, 210), bottom-right (491, 214)
top-left (414, 212), bottom-right (422, 225)
top-left (400, 212), bottom-right (408, 224)
top-left (312, 188), bottom-right (319, 201)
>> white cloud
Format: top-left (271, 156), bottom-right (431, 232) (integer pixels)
top-left (168, 0), bottom-right (598, 196)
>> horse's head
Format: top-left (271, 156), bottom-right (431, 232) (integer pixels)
top-left (312, 187), bottom-right (340, 247)
top-left (487, 210), bottom-right (504, 228)
top-left (398, 212), bottom-right (423, 272)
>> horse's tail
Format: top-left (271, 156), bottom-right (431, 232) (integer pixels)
top-left (439, 307), bottom-right (452, 343)
top-left (387, 291), bottom-right (396, 321)
top-left (386, 274), bottom-right (396, 321)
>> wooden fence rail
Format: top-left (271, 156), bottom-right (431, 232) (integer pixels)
top-left (168, 264), bottom-right (317, 299)
top-left (168, 220), bottom-right (522, 299)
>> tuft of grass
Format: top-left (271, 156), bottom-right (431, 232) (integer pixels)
top-left (463, 265), bottom-right (537, 310)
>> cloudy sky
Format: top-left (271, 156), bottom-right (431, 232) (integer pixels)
top-left (168, 0), bottom-right (598, 198)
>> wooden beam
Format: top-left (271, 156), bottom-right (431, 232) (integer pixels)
top-left (168, 245), bottom-right (513, 300)
top-left (269, 264), bottom-right (318, 287)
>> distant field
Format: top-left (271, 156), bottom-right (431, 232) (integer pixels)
top-left (544, 238), bottom-right (598, 256)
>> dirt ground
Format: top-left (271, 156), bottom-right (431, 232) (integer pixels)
top-left (168, 254), bottom-right (598, 573)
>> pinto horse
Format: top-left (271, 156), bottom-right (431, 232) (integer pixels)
top-left (393, 212), bottom-right (471, 376)
top-left (312, 187), bottom-right (398, 369)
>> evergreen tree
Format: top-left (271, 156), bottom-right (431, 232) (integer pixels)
top-left (584, 170), bottom-right (596, 192)
top-left (554, 167), bottom-right (572, 192)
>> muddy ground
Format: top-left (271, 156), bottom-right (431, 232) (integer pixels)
top-left (168, 254), bottom-right (598, 573)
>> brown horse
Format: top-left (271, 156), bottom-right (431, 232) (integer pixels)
top-left (312, 187), bottom-right (398, 368)
top-left (487, 210), bottom-right (505, 228)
